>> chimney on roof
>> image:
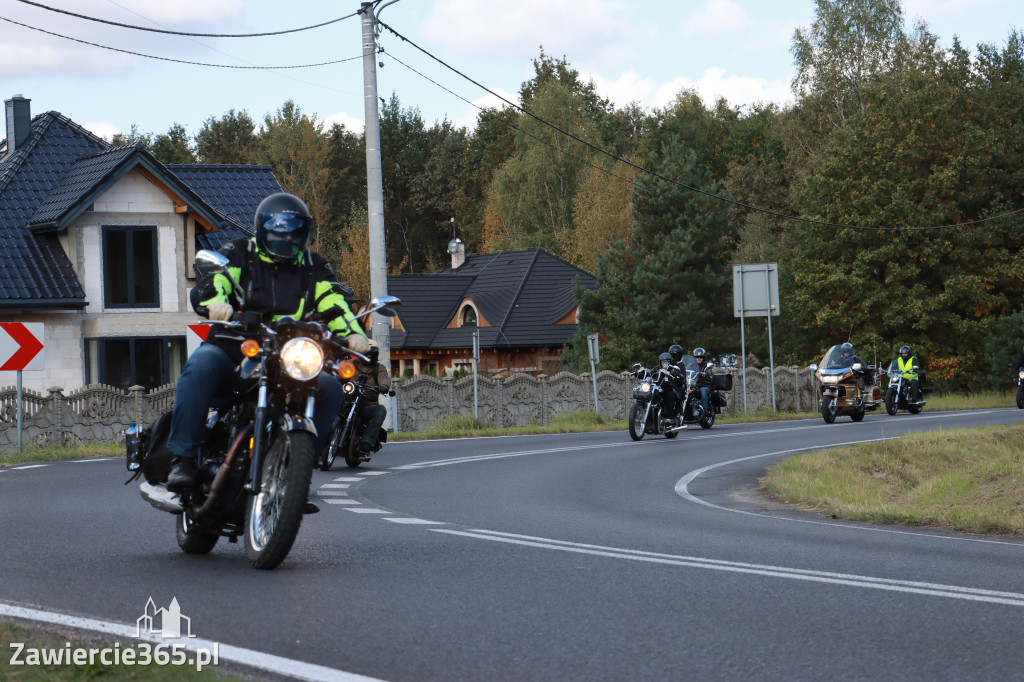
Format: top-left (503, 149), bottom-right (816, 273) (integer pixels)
top-left (448, 237), bottom-right (466, 270)
top-left (4, 95), bottom-right (31, 158)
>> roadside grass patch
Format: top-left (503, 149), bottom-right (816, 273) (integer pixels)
top-left (762, 423), bottom-right (1024, 534)
top-left (390, 410), bottom-right (625, 441)
top-left (0, 442), bottom-right (119, 467)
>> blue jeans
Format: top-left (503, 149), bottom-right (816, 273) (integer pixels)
top-left (167, 343), bottom-right (343, 460)
top-left (699, 386), bottom-right (711, 412)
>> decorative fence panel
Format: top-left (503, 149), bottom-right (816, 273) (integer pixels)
top-left (0, 367), bottom-right (818, 449)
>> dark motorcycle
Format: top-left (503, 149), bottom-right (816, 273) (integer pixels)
top-left (627, 363), bottom-right (679, 440)
top-left (674, 354), bottom-right (730, 430)
top-left (319, 378), bottom-right (395, 470)
top-left (883, 360), bottom-right (925, 415)
top-left (127, 250), bottom-right (346, 569)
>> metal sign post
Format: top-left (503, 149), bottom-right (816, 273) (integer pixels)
top-left (472, 329), bottom-right (480, 421)
top-left (732, 264), bottom-right (780, 412)
top-left (587, 333), bottom-right (600, 414)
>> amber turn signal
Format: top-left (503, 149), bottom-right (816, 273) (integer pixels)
top-left (337, 360), bottom-right (357, 379)
top-left (241, 339), bottom-right (260, 358)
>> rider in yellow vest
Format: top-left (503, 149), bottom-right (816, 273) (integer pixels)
top-left (896, 345), bottom-right (921, 402)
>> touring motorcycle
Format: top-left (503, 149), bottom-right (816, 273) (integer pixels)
top-left (126, 249), bottom-right (399, 569)
top-left (627, 363), bottom-right (679, 440)
top-left (884, 359), bottom-right (925, 415)
top-left (811, 345), bottom-right (882, 424)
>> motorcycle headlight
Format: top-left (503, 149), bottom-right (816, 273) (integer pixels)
top-left (1018, 371), bottom-right (1024, 380)
top-left (820, 375), bottom-right (840, 384)
top-left (280, 337), bottom-right (324, 381)
top-left (641, 382), bottom-right (652, 393)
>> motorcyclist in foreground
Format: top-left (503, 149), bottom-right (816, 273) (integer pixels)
top-left (165, 193), bottom-right (370, 514)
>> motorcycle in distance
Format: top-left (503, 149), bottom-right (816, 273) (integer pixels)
top-left (1013, 365), bottom-right (1024, 409)
top-left (126, 249), bottom-right (395, 569)
top-left (883, 359), bottom-right (925, 415)
top-left (319, 309), bottom-right (402, 471)
top-left (674, 354), bottom-right (731, 430)
top-left (811, 345), bottom-right (882, 424)
top-left (627, 363), bottom-right (680, 440)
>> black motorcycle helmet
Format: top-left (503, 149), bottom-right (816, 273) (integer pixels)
top-left (366, 339), bottom-right (380, 364)
top-left (668, 344), bottom-right (684, 364)
top-left (899, 345), bottom-right (911, 358)
top-left (659, 352), bottom-right (674, 369)
top-left (254, 192), bottom-right (313, 263)
top-left (693, 347), bottom-right (706, 360)
top-left (840, 342), bottom-right (855, 359)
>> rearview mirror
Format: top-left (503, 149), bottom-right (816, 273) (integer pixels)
top-left (193, 249), bottom-right (245, 306)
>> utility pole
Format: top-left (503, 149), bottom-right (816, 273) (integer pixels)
top-left (360, 2), bottom-right (393, 427)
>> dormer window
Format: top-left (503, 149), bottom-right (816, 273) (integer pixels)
top-left (460, 304), bottom-right (478, 327)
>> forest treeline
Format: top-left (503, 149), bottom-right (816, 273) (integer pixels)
top-left (119, 0), bottom-right (1024, 392)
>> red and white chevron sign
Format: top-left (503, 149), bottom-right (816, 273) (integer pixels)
top-left (0, 322), bottom-right (45, 371)
top-left (186, 323), bottom-right (212, 357)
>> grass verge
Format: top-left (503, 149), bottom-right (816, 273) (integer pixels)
top-left (762, 422), bottom-right (1024, 535)
top-left (390, 410), bottom-right (626, 441)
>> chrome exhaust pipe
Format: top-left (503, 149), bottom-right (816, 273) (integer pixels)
top-left (666, 424), bottom-right (688, 434)
top-left (140, 481), bottom-right (184, 513)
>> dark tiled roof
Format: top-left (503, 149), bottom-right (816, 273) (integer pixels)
top-left (28, 144), bottom-right (140, 227)
top-left (0, 111), bottom-right (107, 307)
top-left (388, 249), bottom-right (596, 350)
top-left (166, 164), bottom-right (281, 238)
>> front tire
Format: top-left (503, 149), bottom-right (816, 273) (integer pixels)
top-left (699, 408), bottom-right (715, 429)
top-left (628, 401), bottom-right (646, 441)
top-left (245, 430), bottom-right (316, 570)
top-left (176, 511), bottom-right (218, 555)
top-left (1017, 386), bottom-right (1024, 409)
top-left (884, 389), bottom-right (897, 416)
top-left (821, 396), bottom-right (837, 424)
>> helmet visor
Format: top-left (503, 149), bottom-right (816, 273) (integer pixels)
top-left (258, 212), bottom-right (312, 260)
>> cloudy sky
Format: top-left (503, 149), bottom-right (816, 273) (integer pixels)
top-left (1, 0), bottom-right (1019, 141)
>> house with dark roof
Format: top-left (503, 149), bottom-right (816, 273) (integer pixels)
top-left (386, 240), bottom-right (597, 377)
top-left (0, 95), bottom-right (281, 392)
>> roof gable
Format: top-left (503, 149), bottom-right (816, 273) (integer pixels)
top-left (166, 164), bottom-right (282, 247)
top-left (388, 249), bottom-right (597, 349)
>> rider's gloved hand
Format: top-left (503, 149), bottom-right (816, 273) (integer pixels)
top-left (207, 301), bottom-right (234, 321)
top-left (345, 334), bottom-right (370, 354)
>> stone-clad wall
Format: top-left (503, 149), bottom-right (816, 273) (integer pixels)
top-left (0, 366), bottom-right (816, 449)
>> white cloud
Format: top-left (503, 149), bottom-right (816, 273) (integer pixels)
top-left (323, 110), bottom-right (364, 133)
top-left (421, 0), bottom-right (639, 66)
top-left (681, 0), bottom-right (753, 38)
top-left (83, 121), bottom-right (121, 141)
top-left (589, 67), bottom-right (791, 113)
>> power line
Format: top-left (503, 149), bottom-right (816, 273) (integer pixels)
top-left (378, 20), bottom-right (1024, 233)
top-left (0, 15), bottom-right (362, 69)
top-left (14, 0), bottom-right (356, 37)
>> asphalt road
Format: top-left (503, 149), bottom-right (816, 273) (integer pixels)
top-left (3, 407), bottom-right (1024, 681)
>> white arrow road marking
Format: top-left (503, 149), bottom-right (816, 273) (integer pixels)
top-left (0, 602), bottom-right (386, 682)
top-left (431, 528), bottom-right (1024, 607)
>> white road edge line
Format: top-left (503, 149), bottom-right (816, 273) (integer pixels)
top-left (430, 529), bottom-right (1024, 607)
top-left (674, 438), bottom-right (1024, 547)
top-left (0, 602), bottom-right (386, 682)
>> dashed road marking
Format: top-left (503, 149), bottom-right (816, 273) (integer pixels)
top-left (344, 508), bottom-right (389, 514)
top-left (383, 518), bottom-right (444, 525)
top-left (320, 483), bottom-right (350, 489)
top-left (325, 499), bottom-right (362, 505)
